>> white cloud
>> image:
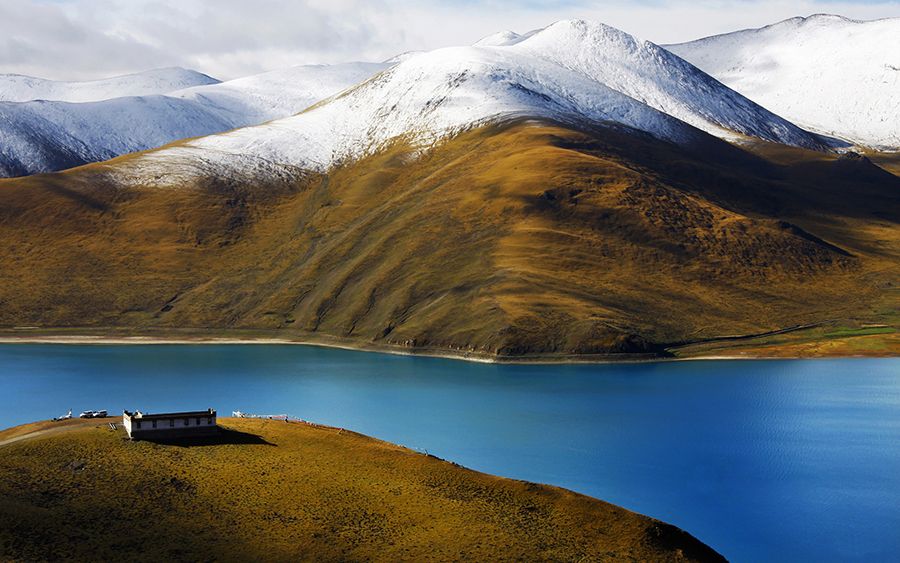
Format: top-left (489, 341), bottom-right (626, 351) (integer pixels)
top-left (1, 0), bottom-right (899, 81)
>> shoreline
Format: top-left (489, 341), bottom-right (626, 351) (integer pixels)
top-left (0, 332), bottom-right (668, 364)
top-left (2, 330), bottom-right (898, 364)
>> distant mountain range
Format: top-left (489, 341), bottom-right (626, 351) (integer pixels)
top-left (128, 18), bottom-right (828, 185)
top-left (3, 15), bottom-right (899, 179)
top-left (0, 63), bottom-right (390, 177)
top-left (0, 67), bottom-right (220, 103)
top-left (1, 16), bottom-right (898, 359)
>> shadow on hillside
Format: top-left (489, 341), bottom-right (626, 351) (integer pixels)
top-left (141, 427), bottom-right (274, 448)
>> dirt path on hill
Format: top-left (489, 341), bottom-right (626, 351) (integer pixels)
top-left (666, 317), bottom-right (852, 351)
top-left (0, 417), bottom-right (122, 447)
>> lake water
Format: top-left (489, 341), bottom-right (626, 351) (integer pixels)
top-left (1, 344), bottom-right (898, 563)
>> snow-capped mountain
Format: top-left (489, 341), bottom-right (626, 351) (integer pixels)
top-left (505, 20), bottom-right (825, 147)
top-left (125, 19), bottom-right (828, 186)
top-left (666, 14), bottom-right (900, 150)
top-left (0, 62), bottom-right (391, 177)
top-left (0, 67), bottom-right (219, 103)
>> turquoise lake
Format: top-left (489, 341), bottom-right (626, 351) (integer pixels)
top-left (1, 344), bottom-right (898, 563)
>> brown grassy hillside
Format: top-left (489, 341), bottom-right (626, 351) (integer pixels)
top-left (1, 119), bottom-right (898, 358)
top-left (0, 418), bottom-right (728, 563)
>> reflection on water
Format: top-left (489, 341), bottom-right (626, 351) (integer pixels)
top-left (1, 345), bottom-right (898, 563)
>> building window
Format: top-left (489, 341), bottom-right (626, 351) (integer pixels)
top-left (185, 418), bottom-right (190, 426)
top-left (136, 421), bottom-right (141, 429)
top-left (152, 420), bottom-right (157, 428)
top-left (170, 419), bottom-right (174, 427)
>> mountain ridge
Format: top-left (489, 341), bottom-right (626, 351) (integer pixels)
top-left (0, 67), bottom-right (220, 103)
top-left (1, 18), bottom-right (841, 180)
top-left (120, 19), bottom-right (831, 190)
top-left (0, 62), bottom-right (391, 178)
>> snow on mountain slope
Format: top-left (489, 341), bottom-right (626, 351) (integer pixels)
top-left (169, 62), bottom-right (393, 125)
top-left (124, 19), bottom-right (827, 186)
top-left (384, 51), bottom-right (426, 63)
top-left (472, 29), bottom-right (540, 47)
top-left (0, 67), bottom-right (220, 103)
top-left (508, 20), bottom-right (826, 148)
top-left (0, 63), bottom-right (391, 177)
top-left (665, 14), bottom-right (900, 150)
top-left (0, 97), bottom-right (240, 178)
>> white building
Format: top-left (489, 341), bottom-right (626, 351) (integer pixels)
top-left (123, 408), bottom-right (217, 440)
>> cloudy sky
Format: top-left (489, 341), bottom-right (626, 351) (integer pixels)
top-left (2, 0), bottom-right (899, 81)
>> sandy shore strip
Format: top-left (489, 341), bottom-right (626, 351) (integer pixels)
top-left (1, 335), bottom-right (304, 346)
top-left (0, 332), bottom-right (671, 364)
top-left (3, 330), bottom-right (897, 363)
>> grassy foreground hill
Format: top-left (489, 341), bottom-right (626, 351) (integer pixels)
top-left (1, 119), bottom-right (899, 359)
top-left (0, 417), bottom-right (728, 563)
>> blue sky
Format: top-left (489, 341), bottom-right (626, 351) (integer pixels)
top-left (2, 0), bottom-right (899, 81)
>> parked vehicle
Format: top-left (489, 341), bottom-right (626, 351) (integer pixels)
top-left (79, 410), bottom-right (94, 418)
top-left (94, 410), bottom-right (108, 418)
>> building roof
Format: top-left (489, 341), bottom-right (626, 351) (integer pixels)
top-left (124, 408), bottom-right (216, 420)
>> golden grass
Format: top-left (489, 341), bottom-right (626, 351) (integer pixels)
top-left (0, 418), bottom-right (727, 563)
top-left (671, 322), bottom-right (900, 359)
top-left (1, 119), bottom-right (899, 359)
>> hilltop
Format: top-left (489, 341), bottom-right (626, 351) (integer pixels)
top-left (0, 417), bottom-right (728, 563)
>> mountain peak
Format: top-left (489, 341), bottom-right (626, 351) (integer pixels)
top-left (472, 30), bottom-right (532, 47)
